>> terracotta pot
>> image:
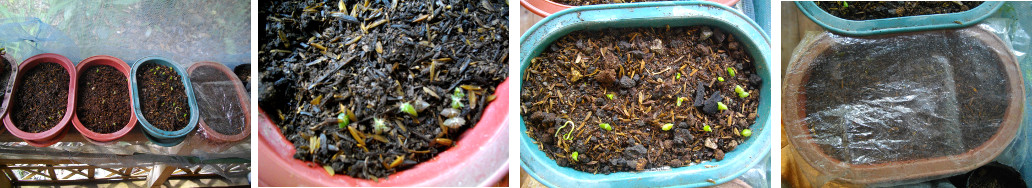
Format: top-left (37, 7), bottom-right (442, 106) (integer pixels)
top-left (782, 28), bottom-right (1024, 184)
top-left (2, 53), bottom-right (77, 147)
top-left (71, 55), bottom-right (137, 143)
top-left (0, 52), bottom-right (17, 136)
top-left (187, 61), bottom-right (250, 143)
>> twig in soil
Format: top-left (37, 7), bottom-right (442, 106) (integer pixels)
top-left (307, 56), bottom-right (356, 90)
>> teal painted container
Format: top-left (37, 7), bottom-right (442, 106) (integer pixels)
top-left (130, 57), bottom-right (199, 147)
top-left (796, 1), bottom-right (1004, 36)
top-left (519, 1), bottom-right (772, 187)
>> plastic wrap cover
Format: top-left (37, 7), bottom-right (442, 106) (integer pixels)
top-left (189, 62), bottom-right (249, 144)
top-left (783, 26), bottom-right (1024, 185)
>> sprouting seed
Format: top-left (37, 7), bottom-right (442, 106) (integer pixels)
top-left (676, 97), bottom-right (685, 107)
top-left (741, 129), bottom-right (752, 137)
top-left (739, 91), bottom-right (749, 98)
top-left (599, 123), bottom-right (612, 131)
top-left (606, 93), bottom-right (615, 100)
top-left (571, 151), bottom-right (579, 162)
top-left (718, 77), bottom-right (724, 82)
top-left (675, 72), bottom-right (681, 80)
top-left (717, 102), bottom-right (728, 111)
top-left (661, 123), bottom-right (674, 131)
top-left (727, 67), bottom-right (736, 77)
top-left (400, 102), bottom-right (417, 116)
top-left (734, 85), bottom-right (745, 94)
top-left (703, 124), bottom-right (712, 132)
top-left (337, 113), bottom-right (349, 129)
top-left (373, 118), bottom-right (389, 134)
top-left (443, 117), bottom-right (465, 129)
top-left (441, 108), bottom-right (460, 118)
top-left (453, 87), bottom-right (465, 98)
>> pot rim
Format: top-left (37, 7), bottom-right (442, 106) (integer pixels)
top-left (782, 27), bottom-right (1024, 184)
top-left (520, 0), bottom-right (740, 17)
top-left (71, 55), bottom-right (138, 143)
top-left (0, 52), bottom-right (16, 135)
top-left (129, 56), bottom-right (200, 143)
top-left (2, 53), bottom-right (77, 144)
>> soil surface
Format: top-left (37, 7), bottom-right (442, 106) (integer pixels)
top-left (817, 1), bottom-right (983, 20)
top-left (259, 0), bottom-right (508, 179)
top-left (192, 66), bottom-right (245, 135)
top-left (11, 63), bottom-right (69, 133)
top-left (76, 65), bottom-right (131, 134)
top-left (803, 31), bottom-right (1006, 164)
top-left (234, 64), bottom-right (250, 92)
top-left (0, 54), bottom-right (10, 103)
top-left (550, 0), bottom-right (667, 6)
top-left (137, 63), bottom-right (190, 131)
top-left (522, 26), bottom-right (761, 174)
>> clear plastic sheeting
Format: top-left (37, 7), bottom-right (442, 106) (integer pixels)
top-left (783, 25), bottom-right (1026, 186)
top-left (189, 63), bottom-right (248, 145)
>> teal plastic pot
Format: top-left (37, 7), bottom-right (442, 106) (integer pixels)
top-left (130, 57), bottom-right (199, 147)
top-left (519, 1), bottom-right (771, 187)
top-left (796, 1), bottom-right (1003, 36)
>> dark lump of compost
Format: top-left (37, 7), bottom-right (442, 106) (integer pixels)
top-left (817, 1), bottom-right (983, 20)
top-left (12, 63), bottom-right (69, 133)
top-left (137, 63), bottom-right (190, 132)
top-left (191, 66), bottom-right (246, 135)
top-left (803, 31), bottom-right (1006, 165)
top-left (258, 0), bottom-right (508, 180)
top-left (521, 26), bottom-right (762, 174)
top-left (77, 65), bottom-right (131, 134)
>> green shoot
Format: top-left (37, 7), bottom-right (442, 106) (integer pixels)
top-left (399, 102), bottom-right (417, 116)
top-left (337, 113), bottom-right (349, 129)
top-left (661, 123), bottom-right (674, 131)
top-left (703, 124), bottom-right (712, 132)
top-left (727, 67), bottom-right (736, 77)
top-left (606, 93), bottom-right (614, 100)
top-left (571, 151), bottom-right (579, 162)
top-left (717, 102), bottom-right (728, 111)
top-left (599, 123), bottom-right (612, 131)
top-left (676, 97), bottom-right (685, 107)
top-left (741, 129), bottom-right (752, 137)
top-left (718, 77), bottom-right (724, 82)
top-left (675, 72), bottom-right (681, 80)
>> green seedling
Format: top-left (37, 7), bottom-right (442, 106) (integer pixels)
top-left (599, 123), bottom-right (612, 131)
top-left (734, 85), bottom-right (744, 94)
top-left (675, 72), bottom-right (681, 80)
top-left (606, 93), bottom-right (615, 100)
top-left (727, 67), bottom-right (736, 77)
top-left (399, 102), bottom-right (417, 116)
top-left (741, 129), bottom-right (752, 137)
top-left (337, 113), bottom-right (350, 129)
top-left (661, 123), bottom-right (674, 131)
top-left (676, 97), bottom-right (685, 107)
top-left (450, 88), bottom-right (466, 109)
top-left (372, 118), bottom-right (388, 134)
top-left (717, 102), bottom-right (728, 111)
top-left (571, 151), bottom-right (579, 162)
top-left (703, 124), bottom-right (712, 132)
top-left (718, 77), bottom-right (724, 82)
top-left (739, 91), bottom-right (749, 98)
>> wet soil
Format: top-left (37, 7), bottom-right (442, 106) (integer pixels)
top-left (259, 0), bottom-right (508, 180)
top-left (76, 66), bottom-right (131, 134)
top-left (550, 0), bottom-right (667, 6)
top-left (522, 26), bottom-right (761, 174)
top-left (192, 66), bottom-right (245, 135)
top-left (817, 1), bottom-right (983, 20)
top-left (803, 31), bottom-right (1006, 164)
top-left (136, 63), bottom-right (190, 131)
top-left (11, 63), bottom-right (69, 133)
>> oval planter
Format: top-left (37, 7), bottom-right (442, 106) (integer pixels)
top-left (521, 0), bottom-right (739, 17)
top-left (2, 53), bottom-right (77, 147)
top-left (782, 28), bottom-right (1023, 184)
top-left (519, 2), bottom-right (771, 187)
top-left (187, 61), bottom-right (250, 143)
top-left (256, 79), bottom-right (510, 187)
top-left (795, 1), bottom-right (1003, 36)
top-left (130, 57), bottom-right (199, 147)
top-left (0, 52), bottom-right (17, 135)
top-left (71, 55), bottom-right (137, 143)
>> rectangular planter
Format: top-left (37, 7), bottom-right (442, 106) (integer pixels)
top-left (796, 1), bottom-right (1003, 36)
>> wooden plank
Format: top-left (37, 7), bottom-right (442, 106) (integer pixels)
top-left (145, 165), bottom-right (176, 188)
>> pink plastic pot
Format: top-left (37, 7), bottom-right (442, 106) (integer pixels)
top-left (70, 55), bottom-right (137, 143)
top-left (2, 53), bottom-right (77, 147)
top-left (0, 52), bottom-right (17, 136)
top-left (187, 61), bottom-right (250, 143)
top-left (257, 79), bottom-right (510, 187)
top-left (521, 0), bottom-right (740, 17)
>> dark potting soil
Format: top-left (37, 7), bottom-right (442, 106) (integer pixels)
top-left (192, 66), bottom-right (245, 135)
top-left (259, 0), bottom-right (508, 180)
top-left (76, 66), bottom-right (131, 134)
top-left (0, 54), bottom-right (10, 102)
top-left (11, 63), bottom-right (69, 133)
top-left (816, 1), bottom-right (983, 20)
top-left (803, 31), bottom-right (1007, 165)
top-left (522, 26), bottom-right (762, 174)
top-left (136, 63), bottom-right (190, 132)
top-left (234, 64), bottom-right (250, 92)
top-left (550, 0), bottom-right (666, 6)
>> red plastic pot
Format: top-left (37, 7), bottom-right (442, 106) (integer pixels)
top-left (0, 52), bottom-right (17, 136)
top-left (257, 79), bottom-right (510, 186)
top-left (70, 55), bottom-right (136, 143)
top-left (2, 53), bottom-right (77, 147)
top-left (782, 28), bottom-right (1023, 184)
top-left (521, 0), bottom-right (740, 17)
top-left (187, 61), bottom-right (250, 143)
